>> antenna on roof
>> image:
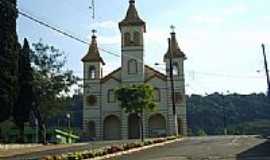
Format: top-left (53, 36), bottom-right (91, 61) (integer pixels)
top-left (89, 0), bottom-right (97, 38)
top-left (89, 0), bottom-right (95, 22)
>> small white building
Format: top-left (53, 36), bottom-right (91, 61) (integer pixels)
top-left (82, 0), bottom-right (187, 140)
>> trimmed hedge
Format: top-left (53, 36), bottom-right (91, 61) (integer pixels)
top-left (41, 136), bottom-right (179, 160)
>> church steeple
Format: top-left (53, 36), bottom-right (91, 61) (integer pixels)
top-left (81, 30), bottom-right (105, 65)
top-left (119, 0), bottom-right (146, 32)
top-left (119, 0), bottom-right (145, 82)
top-left (164, 30), bottom-right (186, 61)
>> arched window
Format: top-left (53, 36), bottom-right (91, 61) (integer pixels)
top-left (133, 31), bottom-right (140, 46)
top-left (89, 66), bottom-right (96, 79)
top-left (174, 92), bottom-right (183, 104)
top-left (172, 63), bottom-right (179, 76)
top-left (154, 88), bottom-right (161, 102)
top-left (128, 59), bottom-right (138, 74)
top-left (124, 32), bottom-right (131, 46)
top-left (108, 89), bottom-right (116, 103)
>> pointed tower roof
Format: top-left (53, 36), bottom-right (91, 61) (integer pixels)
top-left (119, 0), bottom-right (146, 31)
top-left (81, 31), bottom-right (105, 65)
top-left (164, 31), bottom-right (186, 60)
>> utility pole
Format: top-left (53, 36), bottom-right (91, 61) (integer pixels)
top-left (262, 44), bottom-right (270, 97)
top-left (169, 25), bottom-right (178, 136)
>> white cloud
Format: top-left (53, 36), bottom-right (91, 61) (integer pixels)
top-left (91, 20), bottom-right (118, 30)
top-left (189, 4), bottom-right (249, 25)
top-left (98, 35), bottom-right (121, 45)
top-left (223, 4), bottom-right (249, 16)
top-left (145, 30), bottom-right (168, 44)
top-left (87, 34), bottom-right (120, 45)
top-left (190, 15), bottom-right (224, 24)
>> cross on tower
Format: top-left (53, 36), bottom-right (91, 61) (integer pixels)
top-left (130, 0), bottom-right (135, 4)
top-left (92, 29), bottom-right (97, 36)
top-left (170, 25), bottom-right (175, 33)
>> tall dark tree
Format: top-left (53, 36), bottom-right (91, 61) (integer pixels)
top-left (0, 0), bottom-right (19, 122)
top-left (31, 41), bottom-right (80, 121)
top-left (13, 39), bottom-right (34, 143)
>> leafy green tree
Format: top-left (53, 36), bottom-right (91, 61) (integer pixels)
top-left (13, 39), bottom-right (34, 143)
top-left (31, 41), bottom-right (80, 123)
top-left (115, 84), bottom-right (156, 142)
top-left (0, 0), bottom-right (19, 122)
top-left (187, 93), bottom-right (270, 136)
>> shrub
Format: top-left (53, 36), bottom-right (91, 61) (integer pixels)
top-left (166, 136), bottom-right (177, 141)
top-left (107, 145), bottom-right (124, 154)
top-left (81, 151), bottom-right (94, 159)
top-left (52, 155), bottom-right (65, 160)
top-left (93, 149), bottom-right (107, 157)
top-left (153, 138), bottom-right (166, 143)
top-left (123, 142), bottom-right (142, 150)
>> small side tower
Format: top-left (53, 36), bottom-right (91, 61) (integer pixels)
top-left (81, 31), bottom-right (105, 140)
top-left (164, 30), bottom-right (187, 136)
top-left (119, 0), bottom-right (146, 83)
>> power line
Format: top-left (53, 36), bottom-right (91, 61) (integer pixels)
top-left (1, 0), bottom-right (267, 82)
top-left (0, 0), bottom-right (121, 58)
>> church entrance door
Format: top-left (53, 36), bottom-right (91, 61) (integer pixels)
top-left (104, 115), bottom-right (121, 140)
top-left (128, 113), bottom-right (140, 139)
top-left (149, 114), bottom-right (166, 137)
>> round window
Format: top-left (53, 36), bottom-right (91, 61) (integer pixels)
top-left (87, 95), bottom-right (97, 106)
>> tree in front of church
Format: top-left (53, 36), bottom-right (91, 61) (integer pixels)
top-left (31, 41), bottom-right (80, 124)
top-left (115, 84), bottom-right (157, 142)
top-left (0, 0), bottom-right (20, 123)
top-left (13, 39), bottom-right (34, 143)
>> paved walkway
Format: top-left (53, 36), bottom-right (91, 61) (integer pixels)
top-left (113, 136), bottom-right (270, 160)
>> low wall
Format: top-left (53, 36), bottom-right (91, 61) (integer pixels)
top-left (0, 144), bottom-right (43, 150)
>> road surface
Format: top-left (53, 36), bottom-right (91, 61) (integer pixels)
top-left (114, 136), bottom-right (270, 160)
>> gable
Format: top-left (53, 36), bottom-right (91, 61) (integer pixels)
top-left (144, 65), bottom-right (167, 82)
top-left (101, 65), bottom-right (167, 84)
top-left (101, 67), bottom-right (121, 84)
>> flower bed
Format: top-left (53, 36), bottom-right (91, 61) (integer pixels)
top-left (41, 136), bottom-right (179, 160)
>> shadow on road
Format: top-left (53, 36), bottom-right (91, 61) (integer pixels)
top-left (236, 137), bottom-right (270, 160)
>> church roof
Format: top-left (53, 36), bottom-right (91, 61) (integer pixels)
top-left (81, 34), bottom-right (105, 65)
top-left (164, 32), bottom-right (186, 60)
top-left (101, 65), bottom-right (167, 84)
top-left (119, 0), bottom-right (146, 31)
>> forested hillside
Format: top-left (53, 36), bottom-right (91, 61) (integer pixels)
top-left (187, 93), bottom-right (270, 136)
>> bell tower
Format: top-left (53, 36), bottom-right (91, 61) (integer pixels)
top-left (164, 29), bottom-right (188, 136)
top-left (119, 0), bottom-right (146, 83)
top-left (81, 30), bottom-right (105, 140)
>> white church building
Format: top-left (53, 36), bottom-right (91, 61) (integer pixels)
top-left (82, 0), bottom-right (187, 140)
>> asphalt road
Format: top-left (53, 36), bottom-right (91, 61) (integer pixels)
top-left (113, 136), bottom-right (270, 160)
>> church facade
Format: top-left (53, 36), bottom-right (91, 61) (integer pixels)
top-left (82, 0), bottom-right (187, 140)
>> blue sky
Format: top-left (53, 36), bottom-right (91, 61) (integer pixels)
top-left (17, 0), bottom-right (270, 95)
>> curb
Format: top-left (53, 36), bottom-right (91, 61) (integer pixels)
top-left (89, 138), bottom-right (183, 160)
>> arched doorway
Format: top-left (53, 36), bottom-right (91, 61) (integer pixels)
top-left (149, 114), bottom-right (166, 137)
top-left (178, 118), bottom-right (183, 135)
top-left (103, 115), bottom-right (121, 140)
top-left (88, 121), bottom-right (96, 138)
top-left (128, 113), bottom-right (140, 139)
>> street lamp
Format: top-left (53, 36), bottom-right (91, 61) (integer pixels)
top-left (35, 118), bottom-right (38, 143)
top-left (66, 113), bottom-right (71, 133)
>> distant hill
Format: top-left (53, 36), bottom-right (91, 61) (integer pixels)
top-left (187, 93), bottom-right (270, 136)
